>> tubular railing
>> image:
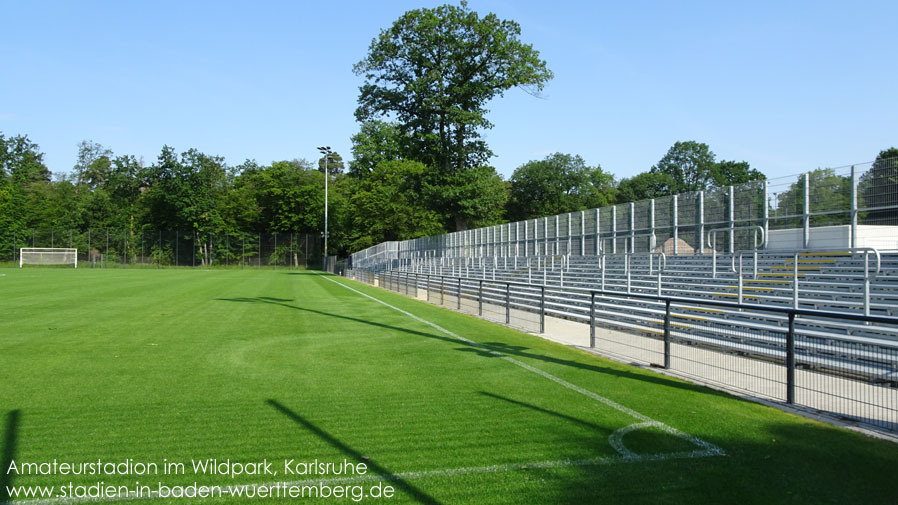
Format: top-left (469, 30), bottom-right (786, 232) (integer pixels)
top-left (708, 225), bottom-right (766, 277)
top-left (622, 252), bottom-right (666, 296)
top-left (348, 267), bottom-right (898, 434)
top-left (732, 248), bottom-right (881, 315)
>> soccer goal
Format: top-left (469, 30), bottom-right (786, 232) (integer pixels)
top-left (19, 248), bottom-right (78, 268)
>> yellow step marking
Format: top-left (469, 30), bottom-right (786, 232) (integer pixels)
top-left (712, 292), bottom-right (758, 299)
top-left (680, 306), bottom-right (726, 314)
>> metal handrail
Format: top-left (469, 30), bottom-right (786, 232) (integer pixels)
top-left (708, 225), bottom-right (766, 277)
top-left (730, 247), bottom-right (881, 315)
top-left (736, 248), bottom-right (881, 278)
top-left (621, 251), bottom-right (667, 275)
top-left (366, 268), bottom-right (898, 326)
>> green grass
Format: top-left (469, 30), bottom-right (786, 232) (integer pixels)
top-left (1, 268), bottom-right (896, 504)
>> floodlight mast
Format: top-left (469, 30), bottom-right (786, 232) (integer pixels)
top-left (317, 146), bottom-right (333, 271)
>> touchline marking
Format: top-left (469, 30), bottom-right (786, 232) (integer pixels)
top-left (320, 275), bottom-right (725, 457)
top-left (17, 450), bottom-right (720, 505)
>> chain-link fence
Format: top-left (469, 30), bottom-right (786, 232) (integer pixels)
top-left (353, 159), bottom-right (898, 270)
top-left (0, 229), bottom-right (322, 268)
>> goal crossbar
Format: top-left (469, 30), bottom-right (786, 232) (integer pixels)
top-left (19, 248), bottom-right (78, 268)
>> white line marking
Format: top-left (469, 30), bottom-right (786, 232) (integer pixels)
top-left (320, 275), bottom-right (725, 457)
top-left (17, 450), bottom-right (719, 505)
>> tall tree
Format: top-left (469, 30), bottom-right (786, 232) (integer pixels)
top-left (138, 146), bottom-right (229, 265)
top-left (650, 141), bottom-right (717, 193)
top-left (0, 133), bottom-right (51, 236)
top-left (247, 159), bottom-right (326, 233)
top-left (349, 120), bottom-right (403, 179)
top-left (650, 141), bottom-right (763, 194)
top-left (507, 153), bottom-right (615, 221)
top-left (317, 152), bottom-right (345, 176)
top-left (353, 1), bottom-right (552, 229)
top-left (73, 140), bottom-right (113, 189)
top-left (348, 160), bottom-right (444, 251)
top-left (711, 160), bottom-right (765, 187)
top-left (615, 172), bottom-right (677, 203)
top-left (433, 165), bottom-right (509, 229)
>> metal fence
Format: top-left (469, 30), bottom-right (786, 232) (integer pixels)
top-left (349, 269), bottom-right (898, 434)
top-left (0, 229), bottom-right (322, 268)
top-left (352, 158), bottom-right (898, 270)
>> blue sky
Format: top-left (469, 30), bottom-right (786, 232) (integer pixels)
top-left (1, 0), bottom-right (895, 181)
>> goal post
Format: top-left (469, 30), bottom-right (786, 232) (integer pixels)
top-left (19, 248), bottom-right (78, 268)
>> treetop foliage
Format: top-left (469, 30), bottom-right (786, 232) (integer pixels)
top-left (354, 1), bottom-right (553, 175)
top-left (507, 153), bottom-right (614, 221)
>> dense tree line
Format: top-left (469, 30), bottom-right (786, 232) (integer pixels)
top-left (4, 130), bottom-right (895, 259)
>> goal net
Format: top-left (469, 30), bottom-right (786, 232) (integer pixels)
top-left (19, 248), bottom-right (78, 268)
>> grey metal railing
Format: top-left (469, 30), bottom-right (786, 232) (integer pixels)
top-left (348, 267), bottom-right (898, 434)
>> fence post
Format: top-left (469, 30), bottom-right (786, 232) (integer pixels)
top-left (426, 274), bottom-right (430, 302)
top-left (803, 172), bottom-right (810, 249)
top-left (441, 276), bottom-right (445, 305)
top-left (540, 286), bottom-right (546, 333)
top-left (589, 291), bottom-right (596, 347)
top-left (787, 312), bottom-right (796, 404)
top-left (580, 210), bottom-right (585, 256)
top-left (478, 279), bottom-right (483, 316)
top-left (505, 283), bottom-right (510, 324)
top-left (850, 165), bottom-right (858, 249)
top-left (457, 277), bottom-right (462, 310)
top-left (611, 205), bottom-right (617, 254)
top-left (698, 191), bottom-right (705, 255)
top-left (728, 185), bottom-right (735, 254)
top-left (664, 299), bottom-right (671, 369)
top-left (763, 180), bottom-right (770, 250)
top-left (672, 195), bottom-right (678, 256)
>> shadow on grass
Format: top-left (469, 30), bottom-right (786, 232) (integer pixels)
top-left (217, 297), bottom-right (726, 398)
top-left (1, 410), bottom-right (21, 504)
top-left (479, 392), bottom-right (610, 434)
top-left (266, 399), bottom-right (442, 505)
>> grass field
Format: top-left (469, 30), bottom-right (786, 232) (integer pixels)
top-left (1, 268), bottom-right (897, 504)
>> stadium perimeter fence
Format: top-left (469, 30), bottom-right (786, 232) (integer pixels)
top-left (0, 230), bottom-right (322, 268)
top-left (348, 269), bottom-right (898, 435)
top-left (351, 159), bottom-right (898, 270)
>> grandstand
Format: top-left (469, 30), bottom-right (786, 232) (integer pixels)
top-left (348, 164), bottom-right (898, 435)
